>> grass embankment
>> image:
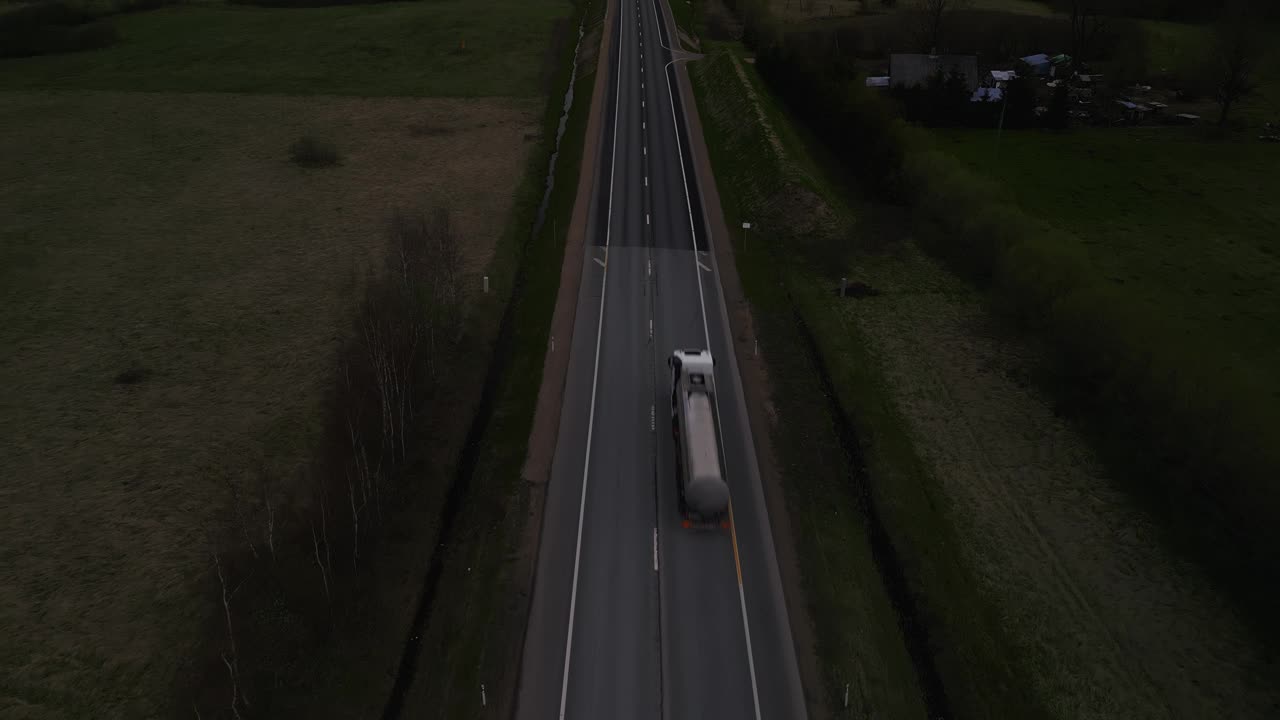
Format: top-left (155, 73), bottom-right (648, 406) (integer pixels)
top-left (395, 1), bottom-right (605, 716)
top-left (691, 44), bottom-right (951, 720)
top-left (0, 1), bottom-right (573, 717)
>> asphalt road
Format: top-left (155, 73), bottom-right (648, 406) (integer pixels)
top-left (516, 0), bottom-right (807, 717)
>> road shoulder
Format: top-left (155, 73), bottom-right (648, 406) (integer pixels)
top-left (509, 0), bottom-right (617, 712)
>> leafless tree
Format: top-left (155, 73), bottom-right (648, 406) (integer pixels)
top-left (259, 466), bottom-right (275, 563)
top-left (910, 0), bottom-right (971, 54)
top-left (318, 474), bottom-right (332, 581)
top-left (310, 521), bottom-right (331, 605)
top-left (345, 366), bottom-right (381, 521)
top-left (1211, 0), bottom-right (1264, 126)
top-left (1068, 0), bottom-right (1106, 71)
top-left (223, 474), bottom-right (258, 560)
top-left (263, 500), bottom-right (275, 563)
top-left (212, 551), bottom-right (248, 719)
top-left (347, 464), bottom-right (366, 570)
top-left (429, 207), bottom-right (463, 334)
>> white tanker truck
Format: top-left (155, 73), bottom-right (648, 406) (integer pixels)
top-left (667, 349), bottom-right (730, 522)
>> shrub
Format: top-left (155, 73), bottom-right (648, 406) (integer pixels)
top-left (289, 137), bottom-right (340, 168)
top-left (0, 1), bottom-right (118, 58)
top-left (755, 32), bottom-right (906, 194)
top-left (229, 0), bottom-right (394, 7)
top-left (109, 0), bottom-right (176, 14)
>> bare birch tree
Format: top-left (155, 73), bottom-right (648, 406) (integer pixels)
top-left (1068, 0), bottom-right (1106, 71)
top-left (910, 0), bottom-right (971, 53)
top-left (212, 551), bottom-right (248, 719)
top-left (1210, 0), bottom-right (1264, 126)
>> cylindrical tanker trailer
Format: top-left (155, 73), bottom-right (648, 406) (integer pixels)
top-left (667, 349), bottom-right (730, 522)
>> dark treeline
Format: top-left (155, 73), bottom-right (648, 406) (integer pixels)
top-left (1044, 0), bottom-right (1280, 22)
top-left (0, 0), bottom-right (180, 58)
top-left (753, 33), bottom-right (908, 195)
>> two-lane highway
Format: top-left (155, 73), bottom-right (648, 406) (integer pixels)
top-left (516, 0), bottom-right (808, 716)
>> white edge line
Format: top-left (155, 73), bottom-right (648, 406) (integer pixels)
top-left (653, 0), bottom-right (763, 716)
top-left (557, 3), bottom-right (623, 717)
top-left (653, 527), bottom-right (659, 571)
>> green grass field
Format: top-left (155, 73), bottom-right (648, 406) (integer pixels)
top-left (0, 0), bottom-right (573, 716)
top-left (937, 127), bottom-right (1280, 398)
top-left (0, 1), bottom-right (567, 96)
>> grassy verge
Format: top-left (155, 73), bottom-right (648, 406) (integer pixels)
top-left (691, 42), bottom-right (943, 719)
top-left (668, 0), bottom-right (695, 34)
top-left (396, 1), bottom-right (604, 717)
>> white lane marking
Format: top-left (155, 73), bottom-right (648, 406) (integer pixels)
top-left (649, 318), bottom-right (654, 340)
top-left (655, 0), bottom-right (763, 709)
top-left (645, 175), bottom-right (649, 187)
top-left (643, 121), bottom-right (646, 130)
top-left (643, 146), bottom-right (647, 156)
top-left (650, 404), bottom-right (655, 431)
top-left (646, 213), bottom-right (650, 225)
top-left (648, 257), bottom-right (652, 276)
top-left (643, 100), bottom-right (645, 108)
top-left (653, 527), bottom-right (659, 571)
top-left (697, 260), bottom-right (712, 272)
top-left (594, 256), bottom-right (606, 268)
top-left (557, 4), bottom-right (624, 718)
